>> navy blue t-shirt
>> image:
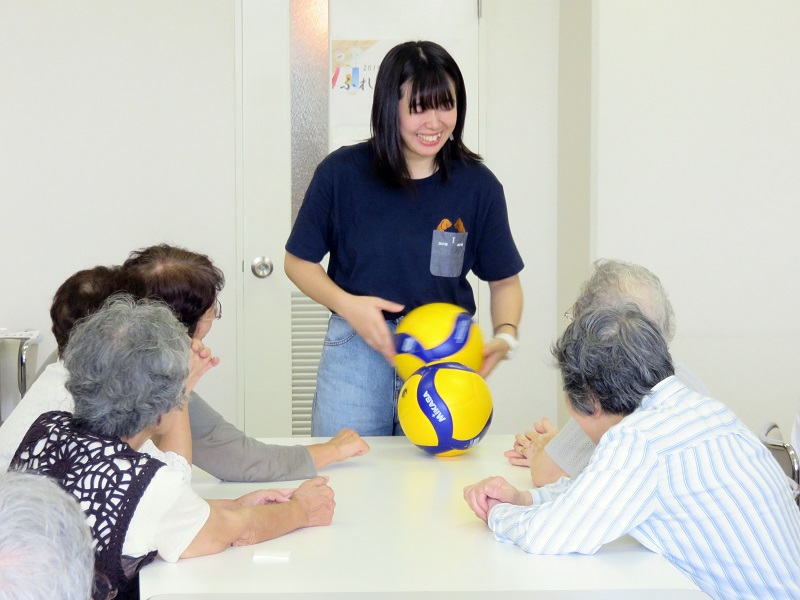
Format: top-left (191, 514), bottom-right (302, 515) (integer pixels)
top-left (285, 142), bottom-right (524, 318)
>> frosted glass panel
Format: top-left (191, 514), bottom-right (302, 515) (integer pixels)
top-left (291, 0), bottom-right (329, 223)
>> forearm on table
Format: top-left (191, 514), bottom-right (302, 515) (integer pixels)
top-left (182, 501), bottom-right (307, 558)
top-left (193, 424), bottom-right (316, 482)
top-left (490, 436), bottom-right (657, 554)
top-left (487, 482), bottom-right (595, 554)
top-left (189, 395), bottom-right (316, 482)
top-left (305, 442), bottom-right (342, 470)
top-left (204, 498), bottom-right (243, 511)
top-left (530, 450), bottom-right (569, 488)
top-left (489, 490), bottom-right (636, 555)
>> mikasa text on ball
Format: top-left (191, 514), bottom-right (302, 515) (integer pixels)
top-left (394, 302), bottom-right (483, 381)
top-left (398, 362), bottom-right (493, 456)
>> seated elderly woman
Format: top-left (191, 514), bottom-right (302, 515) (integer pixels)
top-left (122, 243), bottom-right (369, 481)
top-left (0, 244), bottom-right (369, 481)
top-left (0, 265), bottom-right (201, 479)
top-left (11, 296), bottom-right (335, 600)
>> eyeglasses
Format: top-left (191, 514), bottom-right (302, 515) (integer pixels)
top-left (201, 299), bottom-right (223, 321)
top-left (563, 306), bottom-right (575, 321)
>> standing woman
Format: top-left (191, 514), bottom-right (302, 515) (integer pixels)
top-left (285, 40), bottom-right (524, 437)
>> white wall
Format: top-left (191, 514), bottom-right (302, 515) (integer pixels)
top-left (0, 0), bottom-right (240, 422)
top-left (4, 0), bottom-right (794, 441)
top-left (479, 0), bottom-right (561, 432)
top-left (0, 0), bottom-right (561, 436)
top-left (591, 0), bottom-right (800, 435)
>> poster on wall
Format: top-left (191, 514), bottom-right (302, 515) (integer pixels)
top-left (329, 39), bottom-right (396, 151)
top-left (328, 0), bottom-right (478, 153)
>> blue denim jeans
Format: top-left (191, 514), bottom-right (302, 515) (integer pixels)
top-left (311, 314), bottom-right (405, 436)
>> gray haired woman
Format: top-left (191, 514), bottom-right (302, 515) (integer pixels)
top-left (11, 296), bottom-right (335, 600)
top-left (0, 470), bottom-right (95, 600)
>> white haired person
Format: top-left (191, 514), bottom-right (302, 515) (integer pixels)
top-left (465, 306), bottom-right (800, 599)
top-left (11, 296), bottom-right (335, 600)
top-left (0, 470), bottom-right (95, 600)
top-left (505, 259), bottom-right (707, 486)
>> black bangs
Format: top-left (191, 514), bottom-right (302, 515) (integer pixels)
top-left (370, 40), bottom-right (482, 187)
top-left (406, 71), bottom-right (455, 113)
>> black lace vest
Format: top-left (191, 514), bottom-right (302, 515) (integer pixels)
top-left (11, 411), bottom-right (165, 599)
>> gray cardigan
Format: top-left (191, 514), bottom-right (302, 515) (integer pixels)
top-left (187, 392), bottom-right (316, 482)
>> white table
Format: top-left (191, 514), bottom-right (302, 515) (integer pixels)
top-left (139, 435), bottom-right (707, 599)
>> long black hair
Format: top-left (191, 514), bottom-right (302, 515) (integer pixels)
top-left (369, 40), bottom-right (481, 187)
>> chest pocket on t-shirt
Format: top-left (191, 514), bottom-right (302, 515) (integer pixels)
top-left (430, 229), bottom-right (468, 277)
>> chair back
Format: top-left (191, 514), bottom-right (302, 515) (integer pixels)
top-left (759, 422), bottom-right (800, 507)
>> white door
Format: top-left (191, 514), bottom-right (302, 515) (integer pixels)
top-left (240, 0), bottom-right (480, 436)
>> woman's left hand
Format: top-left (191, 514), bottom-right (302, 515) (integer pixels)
top-left (479, 337), bottom-right (509, 378)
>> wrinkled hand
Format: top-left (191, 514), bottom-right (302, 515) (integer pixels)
top-left (325, 429), bottom-right (370, 462)
top-left (338, 295), bottom-right (404, 365)
top-left (503, 430), bottom-right (540, 467)
top-left (185, 338), bottom-right (220, 395)
top-left (292, 476), bottom-right (336, 527)
top-left (463, 476), bottom-right (530, 522)
top-left (529, 417), bottom-right (559, 447)
top-left (238, 488), bottom-right (293, 507)
top-left (503, 417), bottom-right (559, 468)
top-left (503, 442), bottom-right (535, 467)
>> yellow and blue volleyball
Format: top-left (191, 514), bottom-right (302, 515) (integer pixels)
top-left (394, 303), bottom-right (483, 382)
top-left (398, 362), bottom-right (493, 457)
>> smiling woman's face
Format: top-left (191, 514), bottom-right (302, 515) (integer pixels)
top-left (397, 81), bottom-right (457, 176)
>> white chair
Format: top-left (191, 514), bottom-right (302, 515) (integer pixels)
top-left (759, 422), bottom-right (800, 507)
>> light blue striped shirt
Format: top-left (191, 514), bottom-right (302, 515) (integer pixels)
top-left (489, 376), bottom-right (800, 599)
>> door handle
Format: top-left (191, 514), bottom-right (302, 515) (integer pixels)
top-left (251, 257), bottom-right (274, 278)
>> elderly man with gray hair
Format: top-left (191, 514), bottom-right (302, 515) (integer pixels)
top-left (465, 306), bottom-right (800, 599)
top-left (10, 296), bottom-right (335, 600)
top-left (505, 259), bottom-right (707, 486)
top-left (0, 470), bottom-right (95, 600)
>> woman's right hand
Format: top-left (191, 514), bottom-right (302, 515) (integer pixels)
top-left (283, 252), bottom-right (403, 365)
top-left (338, 295), bottom-right (404, 365)
top-left (185, 339), bottom-right (220, 395)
